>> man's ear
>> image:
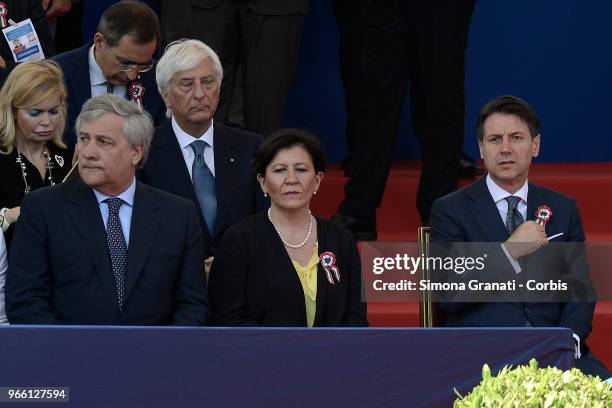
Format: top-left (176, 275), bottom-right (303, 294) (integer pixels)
top-left (532, 134), bottom-right (541, 158)
top-left (131, 144), bottom-right (144, 167)
top-left (93, 32), bottom-right (105, 50)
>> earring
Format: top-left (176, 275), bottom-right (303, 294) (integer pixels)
top-left (264, 192), bottom-right (268, 198)
top-left (313, 190), bottom-right (317, 195)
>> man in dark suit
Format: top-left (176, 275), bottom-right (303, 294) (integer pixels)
top-left (430, 95), bottom-right (609, 378)
top-left (6, 94), bottom-right (209, 325)
top-left (332, 0), bottom-right (476, 239)
top-left (139, 39), bottom-right (267, 273)
top-left (52, 1), bottom-right (166, 149)
top-left (160, 0), bottom-right (308, 137)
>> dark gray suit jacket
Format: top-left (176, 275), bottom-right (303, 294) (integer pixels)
top-left (430, 176), bottom-right (595, 342)
top-left (138, 121), bottom-right (268, 258)
top-left (6, 178), bottom-right (210, 325)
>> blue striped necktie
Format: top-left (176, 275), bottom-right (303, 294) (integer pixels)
top-left (505, 196), bottom-right (524, 233)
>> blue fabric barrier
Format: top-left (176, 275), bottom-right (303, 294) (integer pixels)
top-left (0, 327), bottom-right (573, 407)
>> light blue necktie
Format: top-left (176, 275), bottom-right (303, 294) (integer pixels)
top-left (104, 197), bottom-right (127, 311)
top-left (191, 140), bottom-right (217, 235)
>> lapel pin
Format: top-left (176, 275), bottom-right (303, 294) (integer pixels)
top-left (55, 155), bottom-right (65, 167)
top-left (320, 251), bottom-right (340, 285)
top-left (128, 81), bottom-right (145, 110)
top-left (0, 2), bottom-right (8, 28)
top-left (229, 157), bottom-right (235, 163)
top-left (534, 205), bottom-right (553, 226)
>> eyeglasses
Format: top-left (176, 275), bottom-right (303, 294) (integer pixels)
top-left (106, 47), bottom-right (153, 73)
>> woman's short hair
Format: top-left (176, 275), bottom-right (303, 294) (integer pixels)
top-left (156, 39), bottom-right (223, 117)
top-left (0, 60), bottom-right (68, 154)
top-left (253, 128), bottom-right (326, 176)
top-left (75, 94), bottom-right (154, 168)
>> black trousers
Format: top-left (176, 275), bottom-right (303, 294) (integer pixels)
top-left (333, 0), bottom-right (364, 158)
top-left (575, 350), bottom-right (611, 379)
top-left (338, 0), bottom-right (475, 224)
top-left (161, 0), bottom-right (304, 137)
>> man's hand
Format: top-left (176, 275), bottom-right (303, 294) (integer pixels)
top-left (0, 54), bottom-right (5, 69)
top-left (42, 0), bottom-right (72, 19)
top-left (504, 220), bottom-right (548, 260)
top-left (204, 256), bottom-right (214, 283)
top-left (5, 206), bottom-right (21, 224)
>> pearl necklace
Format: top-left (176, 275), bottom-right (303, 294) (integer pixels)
top-left (268, 208), bottom-right (313, 249)
top-left (16, 146), bottom-right (55, 195)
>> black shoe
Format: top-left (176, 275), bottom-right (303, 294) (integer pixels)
top-left (331, 212), bottom-right (377, 241)
top-left (459, 153), bottom-right (484, 179)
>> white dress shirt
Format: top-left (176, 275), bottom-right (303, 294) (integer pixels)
top-left (93, 177), bottom-right (136, 246)
top-left (486, 174), bottom-right (529, 223)
top-left (88, 45), bottom-right (127, 98)
top-left (486, 174), bottom-right (528, 274)
top-left (171, 116), bottom-right (216, 179)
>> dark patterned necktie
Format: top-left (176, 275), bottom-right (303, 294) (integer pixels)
top-left (104, 197), bottom-right (127, 311)
top-left (106, 81), bottom-right (114, 94)
top-left (191, 140), bottom-right (217, 235)
top-left (505, 196), bottom-right (524, 233)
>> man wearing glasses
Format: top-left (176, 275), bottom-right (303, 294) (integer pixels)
top-left (53, 1), bottom-right (166, 148)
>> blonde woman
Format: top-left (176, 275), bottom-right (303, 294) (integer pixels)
top-left (0, 60), bottom-right (72, 247)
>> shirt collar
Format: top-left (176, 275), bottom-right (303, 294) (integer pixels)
top-left (171, 116), bottom-right (214, 150)
top-left (93, 177), bottom-right (137, 207)
top-left (486, 174), bottom-right (528, 205)
top-left (88, 45), bottom-right (107, 87)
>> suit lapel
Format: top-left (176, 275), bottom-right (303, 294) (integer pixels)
top-left (264, 216), bottom-right (308, 324)
top-left (527, 183), bottom-right (551, 232)
top-left (212, 124), bottom-right (239, 237)
top-left (72, 44), bottom-right (93, 114)
top-left (65, 179), bottom-right (117, 304)
top-left (152, 122), bottom-right (197, 200)
top-left (313, 219), bottom-right (328, 326)
top-left (138, 70), bottom-right (157, 113)
top-left (124, 182), bottom-right (161, 302)
top-left (152, 122), bottom-right (212, 243)
top-left (468, 176), bottom-right (510, 242)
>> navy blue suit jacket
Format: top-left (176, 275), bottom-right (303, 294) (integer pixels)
top-left (52, 43), bottom-right (166, 148)
top-left (430, 176), bottom-right (595, 342)
top-left (6, 178), bottom-right (210, 325)
top-left (138, 121), bottom-right (268, 257)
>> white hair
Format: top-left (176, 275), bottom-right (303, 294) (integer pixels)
top-left (156, 39), bottom-right (224, 118)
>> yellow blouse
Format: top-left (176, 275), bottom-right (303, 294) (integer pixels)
top-left (291, 242), bottom-right (319, 328)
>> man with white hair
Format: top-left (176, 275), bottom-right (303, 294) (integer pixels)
top-left (139, 39), bottom-right (267, 266)
top-left (7, 94), bottom-right (209, 325)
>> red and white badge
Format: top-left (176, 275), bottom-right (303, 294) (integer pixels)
top-left (320, 251), bottom-right (340, 285)
top-left (128, 81), bottom-right (145, 110)
top-left (0, 2), bottom-right (8, 28)
top-left (535, 205), bottom-right (553, 226)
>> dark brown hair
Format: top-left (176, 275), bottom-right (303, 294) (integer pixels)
top-left (476, 95), bottom-right (540, 142)
top-left (97, 1), bottom-right (160, 46)
top-left (253, 128), bottom-right (326, 176)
